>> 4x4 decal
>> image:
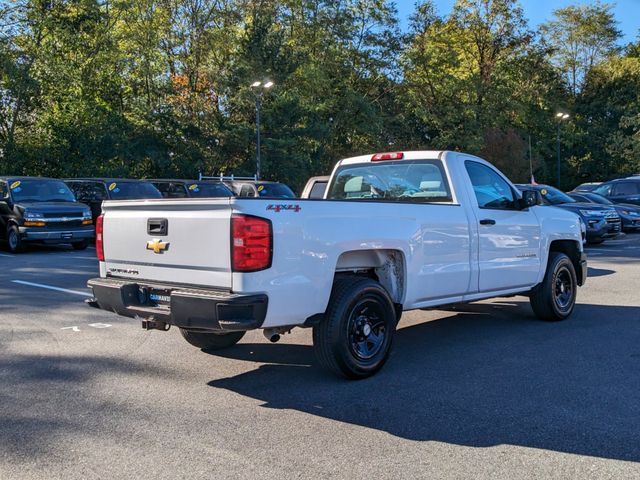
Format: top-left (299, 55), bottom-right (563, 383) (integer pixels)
top-left (267, 204), bottom-right (301, 213)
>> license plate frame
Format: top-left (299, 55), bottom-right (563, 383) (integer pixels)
top-left (148, 288), bottom-right (172, 306)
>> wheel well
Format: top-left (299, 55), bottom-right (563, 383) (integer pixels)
top-left (549, 240), bottom-right (584, 285)
top-left (334, 249), bottom-right (405, 306)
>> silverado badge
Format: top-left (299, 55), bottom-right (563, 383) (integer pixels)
top-left (146, 239), bottom-right (169, 254)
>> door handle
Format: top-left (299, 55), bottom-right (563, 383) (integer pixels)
top-left (479, 219), bottom-right (496, 225)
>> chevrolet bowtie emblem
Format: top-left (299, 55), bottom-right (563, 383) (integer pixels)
top-left (146, 239), bottom-right (169, 254)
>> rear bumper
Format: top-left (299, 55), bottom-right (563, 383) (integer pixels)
top-left (19, 226), bottom-right (94, 243)
top-left (87, 277), bottom-right (267, 332)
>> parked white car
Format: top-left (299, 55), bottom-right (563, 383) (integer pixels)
top-left (87, 151), bottom-right (587, 378)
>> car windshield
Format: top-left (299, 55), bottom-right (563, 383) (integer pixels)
top-left (107, 181), bottom-right (162, 199)
top-left (584, 193), bottom-right (612, 205)
top-left (537, 186), bottom-right (575, 205)
top-left (186, 182), bottom-right (233, 198)
top-left (327, 160), bottom-right (452, 203)
top-left (576, 183), bottom-right (599, 192)
top-left (256, 183), bottom-right (296, 198)
top-left (9, 179), bottom-right (76, 203)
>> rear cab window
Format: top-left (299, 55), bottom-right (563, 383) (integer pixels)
top-left (106, 181), bottom-right (162, 200)
top-left (256, 183), bottom-right (296, 198)
top-left (327, 159), bottom-right (453, 203)
top-left (186, 182), bottom-right (233, 198)
top-left (68, 181), bottom-right (108, 201)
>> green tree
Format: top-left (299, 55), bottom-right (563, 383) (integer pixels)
top-left (541, 1), bottom-right (620, 96)
top-left (402, 0), bottom-right (565, 182)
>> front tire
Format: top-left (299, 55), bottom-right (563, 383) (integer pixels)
top-left (313, 277), bottom-right (396, 379)
top-left (72, 239), bottom-right (90, 250)
top-left (7, 225), bottom-right (25, 253)
top-left (179, 328), bottom-right (245, 350)
top-left (530, 252), bottom-right (577, 321)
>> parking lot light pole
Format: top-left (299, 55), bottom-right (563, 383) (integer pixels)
top-left (555, 112), bottom-right (570, 187)
top-left (250, 80), bottom-right (274, 180)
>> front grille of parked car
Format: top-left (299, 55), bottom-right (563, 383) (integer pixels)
top-left (605, 211), bottom-right (621, 223)
top-left (43, 211), bottom-right (83, 218)
top-left (605, 211), bottom-right (621, 231)
top-left (46, 220), bottom-right (84, 228)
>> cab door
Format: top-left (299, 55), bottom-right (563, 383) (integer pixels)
top-left (463, 160), bottom-right (542, 292)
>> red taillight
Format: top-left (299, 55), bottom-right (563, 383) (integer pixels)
top-left (371, 152), bottom-right (404, 161)
top-left (231, 214), bottom-right (272, 272)
top-left (96, 214), bottom-right (105, 262)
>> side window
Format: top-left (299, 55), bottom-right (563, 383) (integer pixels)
top-left (0, 181), bottom-right (8, 199)
top-left (239, 184), bottom-right (255, 197)
top-left (90, 182), bottom-right (108, 201)
top-left (169, 183), bottom-right (188, 198)
top-left (309, 182), bottom-right (328, 199)
top-left (68, 182), bottom-right (87, 200)
top-left (154, 182), bottom-right (171, 198)
top-left (593, 183), bottom-right (611, 196)
top-left (465, 161), bottom-right (516, 209)
top-left (612, 182), bottom-right (639, 196)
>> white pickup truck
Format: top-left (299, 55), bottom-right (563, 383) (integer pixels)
top-left (87, 151), bottom-right (587, 379)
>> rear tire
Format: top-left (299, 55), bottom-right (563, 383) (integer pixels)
top-left (530, 252), bottom-right (577, 322)
top-left (7, 225), bottom-right (25, 253)
top-left (179, 328), bottom-right (245, 350)
top-left (313, 277), bottom-right (396, 379)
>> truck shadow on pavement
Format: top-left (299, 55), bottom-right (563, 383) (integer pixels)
top-left (587, 267), bottom-right (615, 277)
top-left (209, 301), bottom-right (640, 462)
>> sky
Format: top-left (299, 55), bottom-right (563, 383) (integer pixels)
top-left (396, 0), bottom-right (640, 44)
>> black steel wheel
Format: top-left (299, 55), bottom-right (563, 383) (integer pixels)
top-left (313, 277), bottom-right (396, 379)
top-left (347, 298), bottom-right (387, 361)
top-left (530, 252), bottom-right (577, 321)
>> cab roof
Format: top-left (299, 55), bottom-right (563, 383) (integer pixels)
top-left (336, 150), bottom-right (447, 167)
top-left (1, 176), bottom-right (60, 182)
top-left (148, 178), bottom-right (226, 184)
top-left (65, 178), bottom-right (156, 183)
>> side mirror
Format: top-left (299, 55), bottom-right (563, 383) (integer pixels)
top-left (519, 189), bottom-right (540, 209)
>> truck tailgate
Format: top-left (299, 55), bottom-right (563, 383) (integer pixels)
top-left (101, 199), bottom-right (232, 288)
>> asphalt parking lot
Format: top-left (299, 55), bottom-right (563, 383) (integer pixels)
top-left (1, 236), bottom-right (640, 480)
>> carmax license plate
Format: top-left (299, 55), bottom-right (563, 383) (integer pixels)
top-left (149, 289), bottom-right (171, 305)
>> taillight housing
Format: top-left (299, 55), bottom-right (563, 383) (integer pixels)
top-left (96, 214), bottom-right (105, 262)
top-left (371, 152), bottom-right (404, 161)
top-left (231, 214), bottom-right (272, 272)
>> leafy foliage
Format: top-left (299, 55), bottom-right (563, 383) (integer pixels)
top-left (0, 0), bottom-right (637, 191)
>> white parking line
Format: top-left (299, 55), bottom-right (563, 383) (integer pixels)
top-left (11, 280), bottom-right (93, 297)
top-left (0, 253), bottom-right (14, 258)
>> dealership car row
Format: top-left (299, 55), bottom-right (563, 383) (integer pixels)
top-left (0, 175), bottom-right (295, 252)
top-left (1, 172), bottom-right (640, 253)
